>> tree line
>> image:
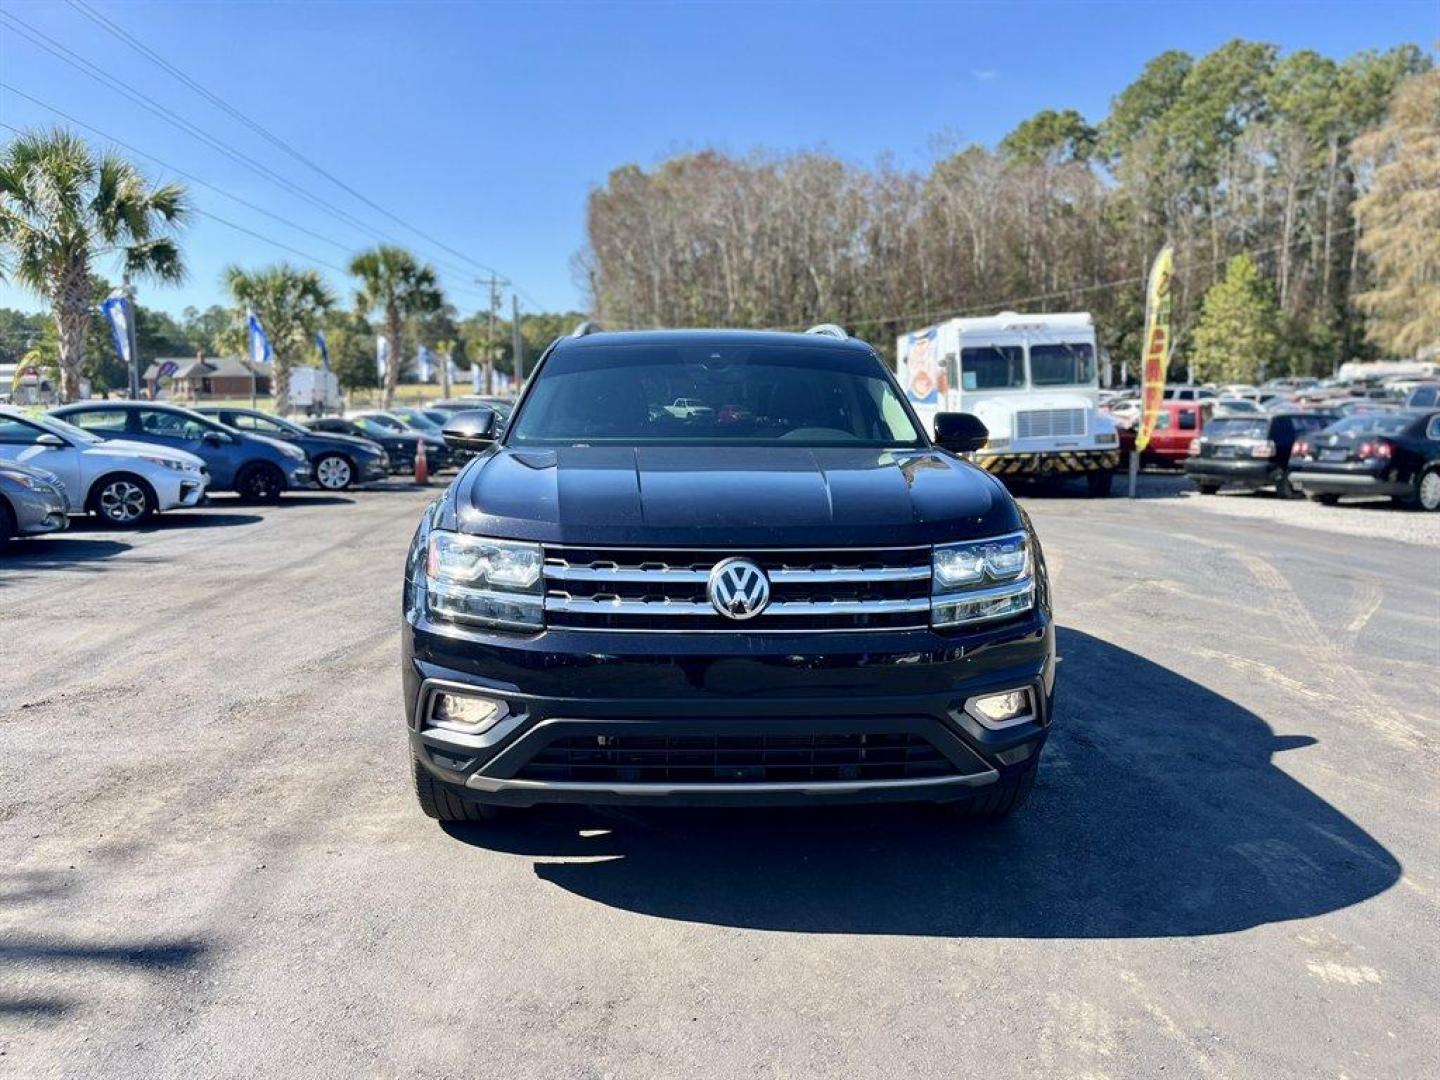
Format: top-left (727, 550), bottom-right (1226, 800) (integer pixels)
top-left (0, 127), bottom-right (579, 409)
top-left (580, 40), bottom-right (1437, 381)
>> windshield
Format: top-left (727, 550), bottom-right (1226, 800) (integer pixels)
top-left (39, 415), bottom-right (103, 445)
top-left (365, 414), bottom-right (408, 432)
top-left (395, 410), bottom-right (441, 432)
top-left (509, 344), bottom-right (924, 447)
top-left (1325, 415), bottom-right (1412, 436)
top-left (1205, 418), bottom-right (1270, 439)
top-left (1030, 343), bottom-right (1096, 387)
top-left (357, 418), bottom-right (399, 438)
top-left (960, 346), bottom-right (1024, 390)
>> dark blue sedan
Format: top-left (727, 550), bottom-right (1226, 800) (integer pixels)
top-left (196, 407), bottom-right (389, 491)
top-left (50, 401), bottom-right (312, 501)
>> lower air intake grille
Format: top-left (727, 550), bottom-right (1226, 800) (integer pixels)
top-left (516, 732), bottom-right (957, 784)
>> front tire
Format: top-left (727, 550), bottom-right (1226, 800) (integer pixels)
top-left (236, 462), bottom-right (285, 503)
top-left (313, 453), bottom-right (354, 491)
top-left (1086, 470), bottom-right (1113, 497)
top-left (88, 474), bottom-right (156, 525)
top-left (936, 761), bottom-right (1037, 821)
top-left (1196, 483), bottom-right (1220, 495)
top-left (412, 751), bottom-right (504, 823)
top-left (0, 498), bottom-right (15, 542)
top-left (1308, 492), bottom-right (1340, 505)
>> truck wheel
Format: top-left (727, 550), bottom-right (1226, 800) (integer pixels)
top-left (412, 751), bottom-right (504, 823)
top-left (1085, 470), bottom-right (1113, 497)
top-left (937, 761), bottom-right (1037, 821)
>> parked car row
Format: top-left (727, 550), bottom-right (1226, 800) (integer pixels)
top-left (0, 395), bottom-right (514, 543)
top-left (1185, 409), bottom-right (1440, 510)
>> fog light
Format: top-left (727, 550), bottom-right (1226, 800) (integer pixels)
top-left (966, 688), bottom-right (1035, 729)
top-left (429, 692), bottom-right (506, 734)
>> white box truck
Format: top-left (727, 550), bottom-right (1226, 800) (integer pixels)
top-left (897, 311), bottom-right (1120, 494)
top-left (289, 366), bottom-right (342, 414)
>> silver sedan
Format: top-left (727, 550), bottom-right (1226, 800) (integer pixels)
top-left (0, 460), bottom-right (68, 542)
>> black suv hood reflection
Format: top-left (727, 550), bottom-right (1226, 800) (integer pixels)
top-left (446, 445), bottom-right (1018, 547)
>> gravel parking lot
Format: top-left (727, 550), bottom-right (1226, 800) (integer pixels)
top-left (2, 480), bottom-right (1437, 1079)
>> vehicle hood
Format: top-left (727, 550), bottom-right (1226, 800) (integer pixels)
top-left (307, 431), bottom-right (385, 454)
top-left (85, 439), bottom-right (206, 468)
top-left (447, 445), bottom-right (1020, 547)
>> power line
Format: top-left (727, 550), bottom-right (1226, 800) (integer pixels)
top-left (0, 84), bottom-right (494, 307)
top-left (0, 8), bottom-right (493, 293)
top-left (66, 0), bottom-right (513, 284)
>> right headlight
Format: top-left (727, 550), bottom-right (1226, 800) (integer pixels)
top-left (931, 532), bottom-right (1035, 628)
top-left (425, 530), bottom-right (544, 631)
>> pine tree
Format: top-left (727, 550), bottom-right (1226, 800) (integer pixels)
top-left (1352, 69), bottom-right (1440, 357)
top-left (1190, 253), bottom-right (1283, 383)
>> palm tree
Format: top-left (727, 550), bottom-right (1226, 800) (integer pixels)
top-left (222, 263), bottom-right (334, 413)
top-left (0, 128), bottom-right (188, 401)
top-left (348, 246), bottom-right (443, 408)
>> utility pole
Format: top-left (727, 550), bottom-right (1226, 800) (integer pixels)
top-left (476, 273), bottom-right (508, 396)
top-left (511, 294), bottom-right (524, 388)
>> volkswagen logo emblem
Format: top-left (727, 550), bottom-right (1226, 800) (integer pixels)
top-left (707, 557), bottom-right (770, 620)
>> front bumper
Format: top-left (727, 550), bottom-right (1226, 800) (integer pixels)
top-left (974, 449), bottom-right (1118, 477)
top-left (359, 457), bottom-right (390, 482)
top-left (288, 464), bottom-right (313, 487)
top-left (405, 615), bottom-right (1055, 808)
top-left (11, 486), bottom-right (69, 536)
top-left (152, 472), bottom-right (210, 512)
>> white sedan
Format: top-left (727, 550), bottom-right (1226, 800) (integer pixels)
top-left (0, 407), bottom-right (209, 525)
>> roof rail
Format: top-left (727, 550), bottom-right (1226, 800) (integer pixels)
top-left (805, 323), bottom-right (848, 339)
top-left (570, 320), bottom-right (604, 337)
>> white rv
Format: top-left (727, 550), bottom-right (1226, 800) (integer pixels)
top-left (896, 311), bottom-right (1119, 494)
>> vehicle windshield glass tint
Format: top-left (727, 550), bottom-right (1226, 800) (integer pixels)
top-left (357, 418), bottom-right (397, 438)
top-left (1326, 415), bottom-right (1412, 436)
top-left (960, 346), bottom-right (1024, 390)
top-left (1205, 418), bottom-right (1270, 439)
top-left (1029, 343), bottom-right (1096, 386)
top-left (509, 345), bottom-right (924, 447)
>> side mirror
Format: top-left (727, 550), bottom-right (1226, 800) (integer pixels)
top-left (202, 430), bottom-right (232, 446)
top-left (441, 408), bottom-right (497, 451)
top-left (35, 432), bottom-right (66, 448)
top-left (934, 412), bottom-right (990, 453)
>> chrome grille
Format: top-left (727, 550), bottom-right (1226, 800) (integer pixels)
top-left (1015, 408), bottom-right (1086, 439)
top-left (542, 544), bottom-right (933, 631)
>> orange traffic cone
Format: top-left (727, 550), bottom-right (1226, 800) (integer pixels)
top-left (414, 437), bottom-right (429, 485)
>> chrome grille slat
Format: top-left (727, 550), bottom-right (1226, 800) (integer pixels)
top-left (1016, 408), bottom-right (1086, 439)
top-left (542, 544), bottom-right (934, 631)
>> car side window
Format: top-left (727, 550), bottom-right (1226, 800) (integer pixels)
top-left (66, 409), bottom-right (130, 433)
top-left (232, 413), bottom-right (287, 435)
top-left (1178, 409), bottom-right (1197, 431)
top-left (137, 410), bottom-right (207, 439)
top-left (0, 416), bottom-right (45, 443)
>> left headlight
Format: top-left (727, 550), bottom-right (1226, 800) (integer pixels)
top-left (141, 456), bottom-right (199, 473)
top-left (279, 442), bottom-right (306, 461)
top-left (932, 532), bottom-right (1035, 628)
top-left (425, 531), bottom-right (544, 631)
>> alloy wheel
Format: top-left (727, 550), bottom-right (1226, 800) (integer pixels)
top-left (99, 480), bottom-right (148, 523)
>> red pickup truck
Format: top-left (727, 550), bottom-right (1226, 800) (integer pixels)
top-left (1120, 401), bottom-right (1213, 467)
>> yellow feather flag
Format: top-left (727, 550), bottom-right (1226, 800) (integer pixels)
top-left (1135, 245), bottom-right (1174, 454)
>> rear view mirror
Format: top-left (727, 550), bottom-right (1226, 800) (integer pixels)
top-left (442, 408), bottom-right (498, 451)
top-left (934, 412), bottom-right (990, 453)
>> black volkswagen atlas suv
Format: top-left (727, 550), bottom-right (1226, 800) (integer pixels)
top-left (403, 326), bottom-right (1056, 824)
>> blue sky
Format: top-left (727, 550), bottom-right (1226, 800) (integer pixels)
top-left (0, 0), bottom-right (1434, 320)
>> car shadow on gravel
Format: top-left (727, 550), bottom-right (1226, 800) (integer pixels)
top-left (0, 536), bottom-right (131, 572)
top-left (443, 627), bottom-right (1401, 939)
